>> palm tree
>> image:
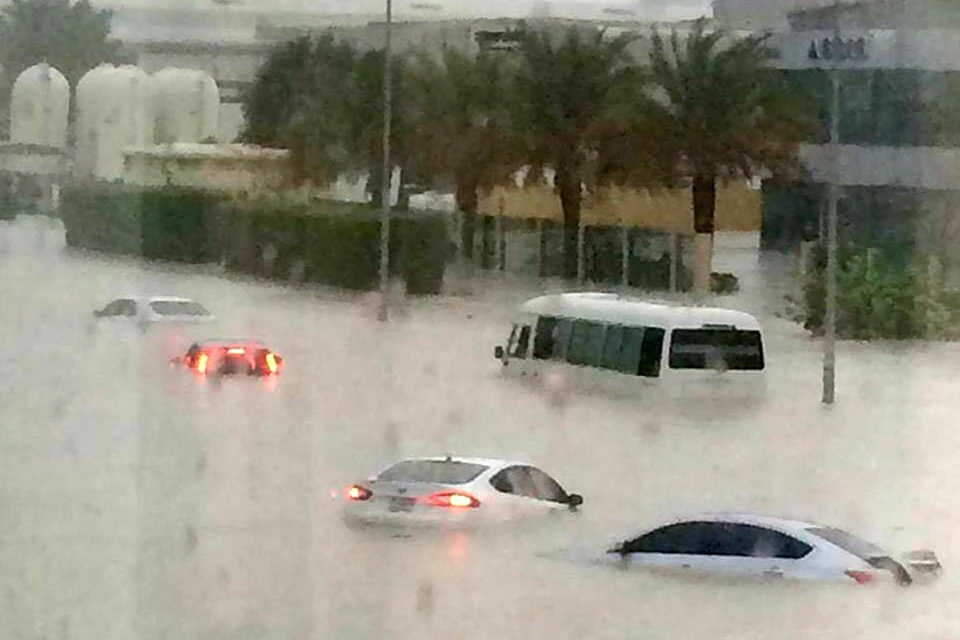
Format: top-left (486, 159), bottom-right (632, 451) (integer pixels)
top-left (403, 45), bottom-right (518, 263)
top-left (645, 18), bottom-right (812, 293)
top-left (242, 35), bottom-right (359, 187)
top-left (512, 25), bottom-right (640, 280)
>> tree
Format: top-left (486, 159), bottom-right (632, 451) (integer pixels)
top-left (403, 45), bottom-right (519, 262)
top-left (512, 25), bottom-right (640, 280)
top-left (242, 35), bottom-right (410, 205)
top-left (242, 35), bottom-right (358, 187)
top-left (0, 0), bottom-right (125, 88)
top-left (645, 18), bottom-right (812, 293)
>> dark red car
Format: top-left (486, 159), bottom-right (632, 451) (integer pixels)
top-left (173, 339), bottom-right (283, 377)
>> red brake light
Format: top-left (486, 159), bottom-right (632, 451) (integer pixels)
top-left (345, 485), bottom-right (373, 501)
top-left (195, 353), bottom-right (208, 374)
top-left (265, 352), bottom-right (279, 374)
top-left (226, 347), bottom-right (246, 355)
top-left (418, 492), bottom-right (481, 508)
top-left (845, 570), bottom-right (876, 584)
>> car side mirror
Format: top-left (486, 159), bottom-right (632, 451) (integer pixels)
top-left (494, 345), bottom-right (504, 360)
top-left (93, 309), bottom-right (103, 318)
top-left (567, 493), bottom-right (583, 509)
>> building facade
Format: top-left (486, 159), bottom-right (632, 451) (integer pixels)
top-left (759, 0), bottom-right (960, 280)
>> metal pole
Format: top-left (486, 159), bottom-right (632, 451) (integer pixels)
top-left (377, 0), bottom-right (393, 322)
top-left (823, 68), bottom-right (840, 404)
top-left (577, 218), bottom-right (585, 285)
top-left (620, 223), bottom-right (629, 288)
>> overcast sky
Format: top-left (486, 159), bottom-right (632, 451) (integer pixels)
top-left (92, 0), bottom-right (716, 22)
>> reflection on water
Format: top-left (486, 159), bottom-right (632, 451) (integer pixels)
top-left (0, 218), bottom-right (958, 639)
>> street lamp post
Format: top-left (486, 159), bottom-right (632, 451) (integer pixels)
top-left (822, 7), bottom-right (842, 404)
top-left (378, 0), bottom-right (393, 322)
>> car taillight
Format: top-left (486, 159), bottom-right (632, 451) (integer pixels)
top-left (845, 570), bottom-right (877, 584)
top-left (418, 492), bottom-right (481, 508)
top-left (345, 485), bottom-right (373, 501)
top-left (195, 353), bottom-right (209, 374)
top-left (265, 352), bottom-right (280, 374)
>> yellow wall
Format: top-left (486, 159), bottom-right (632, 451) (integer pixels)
top-left (478, 180), bottom-right (762, 232)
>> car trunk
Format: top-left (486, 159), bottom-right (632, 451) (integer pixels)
top-left (865, 555), bottom-right (913, 586)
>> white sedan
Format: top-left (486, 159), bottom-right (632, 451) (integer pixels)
top-left (92, 296), bottom-right (215, 327)
top-left (342, 455), bottom-right (584, 529)
top-left (558, 513), bottom-right (941, 586)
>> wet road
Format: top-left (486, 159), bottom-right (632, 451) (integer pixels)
top-left (1, 216), bottom-right (958, 640)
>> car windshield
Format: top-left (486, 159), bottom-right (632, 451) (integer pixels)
top-left (377, 460), bottom-right (489, 485)
top-left (149, 300), bottom-right (210, 316)
top-left (807, 527), bottom-right (887, 560)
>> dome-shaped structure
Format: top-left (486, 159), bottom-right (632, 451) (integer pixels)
top-left (10, 63), bottom-right (70, 148)
top-left (152, 68), bottom-right (220, 144)
top-left (75, 64), bottom-right (156, 179)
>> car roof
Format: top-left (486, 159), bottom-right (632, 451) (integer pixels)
top-left (659, 512), bottom-right (823, 531)
top-left (392, 455), bottom-right (534, 471)
top-left (112, 296), bottom-right (196, 303)
top-left (145, 296), bottom-right (197, 303)
top-left (195, 338), bottom-right (268, 348)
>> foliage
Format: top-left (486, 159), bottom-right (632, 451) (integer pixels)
top-left (403, 45), bottom-right (520, 260)
top-left (643, 18), bottom-right (814, 290)
top-left (0, 0), bottom-right (126, 88)
top-left (789, 244), bottom-right (960, 340)
top-left (241, 35), bottom-right (411, 205)
top-left (60, 182), bottom-right (452, 294)
top-left (512, 25), bottom-right (641, 279)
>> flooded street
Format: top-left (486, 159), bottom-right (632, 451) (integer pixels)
top-left (1, 216), bottom-right (958, 639)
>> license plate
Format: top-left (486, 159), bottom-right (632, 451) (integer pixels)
top-left (388, 496), bottom-right (416, 512)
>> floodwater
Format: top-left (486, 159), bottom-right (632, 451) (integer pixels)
top-left (1, 216), bottom-right (959, 640)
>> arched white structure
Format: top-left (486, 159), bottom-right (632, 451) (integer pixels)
top-left (75, 64), bottom-right (156, 179)
top-left (10, 63), bottom-right (70, 149)
top-left (152, 68), bottom-right (220, 144)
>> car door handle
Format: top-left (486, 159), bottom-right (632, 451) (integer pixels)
top-left (680, 563), bottom-right (692, 569)
top-left (763, 568), bottom-right (784, 578)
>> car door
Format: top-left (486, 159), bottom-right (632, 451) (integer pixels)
top-left (616, 521), bottom-right (813, 581)
top-left (722, 524), bottom-right (814, 581)
top-left (96, 298), bottom-right (138, 324)
top-left (488, 466), bottom-right (569, 520)
top-left (612, 522), bottom-right (717, 578)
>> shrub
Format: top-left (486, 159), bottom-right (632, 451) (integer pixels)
top-left (789, 243), bottom-right (960, 340)
top-left (60, 182), bottom-right (453, 295)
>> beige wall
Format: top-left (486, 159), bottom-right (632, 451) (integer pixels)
top-left (478, 180), bottom-right (763, 231)
top-left (122, 149), bottom-right (292, 192)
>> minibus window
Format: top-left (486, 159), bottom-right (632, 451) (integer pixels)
top-left (668, 329), bottom-right (764, 371)
top-left (568, 321), bottom-right (606, 367)
top-left (510, 325), bottom-right (531, 358)
top-left (638, 328), bottom-right (664, 377)
top-left (554, 319), bottom-right (574, 361)
top-left (533, 316), bottom-right (557, 359)
top-left (617, 327), bottom-right (644, 374)
top-left (601, 325), bottom-right (624, 370)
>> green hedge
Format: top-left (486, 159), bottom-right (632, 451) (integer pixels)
top-left (787, 243), bottom-right (960, 340)
top-left (60, 182), bottom-right (452, 295)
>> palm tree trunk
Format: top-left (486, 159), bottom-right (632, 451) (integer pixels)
top-left (692, 174), bottom-right (717, 295)
top-left (455, 180), bottom-right (478, 261)
top-left (556, 162), bottom-right (582, 281)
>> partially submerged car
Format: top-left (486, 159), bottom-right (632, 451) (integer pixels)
top-left (551, 513), bottom-right (941, 586)
top-left (93, 296), bottom-right (215, 327)
top-left (171, 339), bottom-right (283, 378)
top-left (343, 455), bottom-right (583, 529)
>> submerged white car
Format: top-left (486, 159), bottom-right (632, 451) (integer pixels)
top-left (558, 513), bottom-right (941, 586)
top-left (92, 296), bottom-right (215, 326)
top-left (342, 455), bottom-right (584, 529)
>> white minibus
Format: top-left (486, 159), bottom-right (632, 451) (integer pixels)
top-left (494, 292), bottom-right (767, 400)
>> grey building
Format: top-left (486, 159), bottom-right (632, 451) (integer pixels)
top-left (759, 0), bottom-right (960, 281)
